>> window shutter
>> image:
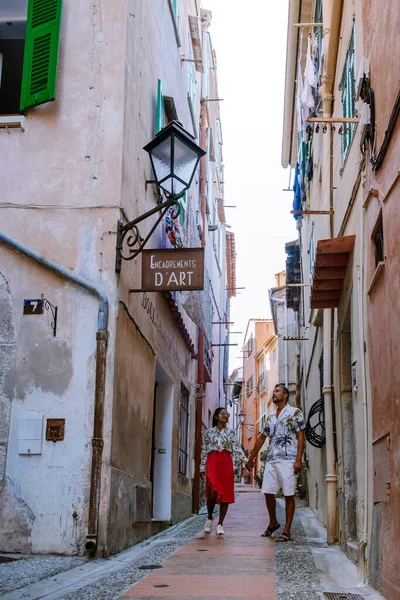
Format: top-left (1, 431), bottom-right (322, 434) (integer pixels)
top-left (179, 190), bottom-right (187, 226)
top-left (171, 0), bottom-right (179, 21)
top-left (155, 79), bottom-right (165, 134)
top-left (20, 0), bottom-right (63, 111)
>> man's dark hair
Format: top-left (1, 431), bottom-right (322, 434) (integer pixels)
top-left (275, 384), bottom-right (289, 399)
top-left (212, 407), bottom-right (225, 427)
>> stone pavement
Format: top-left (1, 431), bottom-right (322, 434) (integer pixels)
top-left (120, 487), bottom-right (276, 599)
top-left (0, 486), bottom-right (387, 600)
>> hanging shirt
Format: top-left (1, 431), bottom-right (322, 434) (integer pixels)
top-left (261, 404), bottom-right (306, 463)
top-left (200, 427), bottom-right (247, 472)
top-left (301, 37), bottom-right (317, 110)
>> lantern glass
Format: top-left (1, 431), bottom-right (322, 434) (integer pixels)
top-left (150, 138), bottom-right (172, 186)
top-left (173, 138), bottom-right (199, 188)
top-left (144, 121), bottom-right (206, 198)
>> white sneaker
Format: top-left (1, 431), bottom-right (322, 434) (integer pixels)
top-left (216, 524), bottom-right (224, 535)
top-left (204, 519), bottom-right (212, 533)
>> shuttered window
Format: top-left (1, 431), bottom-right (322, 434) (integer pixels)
top-left (20, 0), bottom-right (63, 111)
top-left (179, 190), bottom-right (187, 226)
top-left (171, 0), bottom-right (179, 22)
top-left (314, 0), bottom-right (323, 90)
top-left (155, 79), bottom-right (165, 134)
top-left (187, 39), bottom-right (196, 135)
top-left (339, 26), bottom-right (356, 163)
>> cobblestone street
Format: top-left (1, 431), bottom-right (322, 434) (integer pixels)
top-left (0, 487), bottom-right (384, 600)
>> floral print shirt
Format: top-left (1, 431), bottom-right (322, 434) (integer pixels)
top-left (200, 426), bottom-right (247, 472)
top-left (261, 404), bottom-right (306, 463)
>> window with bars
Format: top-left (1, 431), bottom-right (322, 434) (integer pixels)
top-left (373, 214), bottom-right (384, 268)
top-left (178, 385), bottom-right (189, 476)
top-left (339, 26), bottom-right (356, 162)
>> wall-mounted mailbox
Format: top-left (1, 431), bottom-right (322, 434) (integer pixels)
top-left (19, 418), bottom-right (43, 455)
top-left (46, 419), bottom-right (65, 442)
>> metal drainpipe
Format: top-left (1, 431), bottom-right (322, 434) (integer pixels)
top-left (0, 233), bottom-right (109, 554)
top-left (319, 0), bottom-right (343, 545)
top-left (193, 331), bottom-right (205, 514)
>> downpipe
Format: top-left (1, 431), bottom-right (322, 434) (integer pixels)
top-left (0, 233), bottom-right (109, 556)
top-left (85, 328), bottom-right (108, 554)
top-left (357, 205), bottom-right (370, 576)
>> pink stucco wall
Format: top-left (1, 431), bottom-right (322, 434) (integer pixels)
top-left (362, 2), bottom-right (400, 597)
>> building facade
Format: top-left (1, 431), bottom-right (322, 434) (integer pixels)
top-left (240, 319), bottom-right (277, 485)
top-left (0, 0), bottom-right (233, 556)
top-left (281, 0), bottom-right (400, 597)
top-left (269, 269), bottom-right (300, 406)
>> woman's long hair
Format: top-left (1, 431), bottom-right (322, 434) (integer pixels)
top-left (212, 407), bottom-right (226, 427)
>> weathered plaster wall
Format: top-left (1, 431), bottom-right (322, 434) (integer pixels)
top-left (0, 0), bottom-right (127, 553)
top-left (0, 252), bottom-right (100, 554)
top-left (109, 281), bottom-right (197, 552)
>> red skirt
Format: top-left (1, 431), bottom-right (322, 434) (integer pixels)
top-left (206, 450), bottom-right (235, 504)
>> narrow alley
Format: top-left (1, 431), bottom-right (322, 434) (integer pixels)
top-left (0, 0), bottom-right (399, 599)
top-left (0, 487), bottom-right (384, 600)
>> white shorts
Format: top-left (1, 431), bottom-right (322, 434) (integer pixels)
top-left (261, 461), bottom-right (296, 496)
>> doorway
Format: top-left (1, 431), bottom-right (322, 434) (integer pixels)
top-left (150, 362), bottom-right (174, 522)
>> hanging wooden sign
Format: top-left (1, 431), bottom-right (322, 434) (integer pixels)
top-left (141, 248), bottom-right (204, 292)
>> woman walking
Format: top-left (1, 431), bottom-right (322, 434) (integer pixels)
top-left (200, 407), bottom-right (247, 535)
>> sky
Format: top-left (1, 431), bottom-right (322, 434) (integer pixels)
top-left (204, 1), bottom-right (298, 371)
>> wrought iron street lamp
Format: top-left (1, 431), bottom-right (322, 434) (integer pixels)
top-left (238, 411), bottom-right (246, 426)
top-left (116, 121), bottom-right (206, 273)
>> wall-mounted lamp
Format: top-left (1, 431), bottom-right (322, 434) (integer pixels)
top-left (115, 121), bottom-right (206, 272)
top-left (238, 411), bottom-right (246, 426)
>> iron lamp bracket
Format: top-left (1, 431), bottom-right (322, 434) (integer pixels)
top-left (115, 192), bottom-right (184, 273)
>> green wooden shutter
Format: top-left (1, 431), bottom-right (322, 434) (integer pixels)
top-left (171, 0), bottom-right (179, 21)
top-left (155, 79), bottom-right (165, 134)
top-left (179, 190), bottom-right (187, 226)
top-left (20, 0), bottom-right (63, 111)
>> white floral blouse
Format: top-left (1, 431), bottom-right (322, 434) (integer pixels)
top-left (200, 426), bottom-right (247, 472)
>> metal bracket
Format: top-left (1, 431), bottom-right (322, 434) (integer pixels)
top-left (115, 193), bottom-right (184, 273)
top-left (41, 293), bottom-right (58, 337)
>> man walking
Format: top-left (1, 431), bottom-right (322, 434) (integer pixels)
top-left (246, 384), bottom-right (306, 542)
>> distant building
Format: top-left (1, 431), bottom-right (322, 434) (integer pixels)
top-left (240, 319), bottom-right (278, 485)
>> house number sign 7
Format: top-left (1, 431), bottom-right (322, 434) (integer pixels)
top-left (23, 299), bottom-right (44, 315)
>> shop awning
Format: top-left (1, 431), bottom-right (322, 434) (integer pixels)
top-left (311, 235), bottom-right (356, 309)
